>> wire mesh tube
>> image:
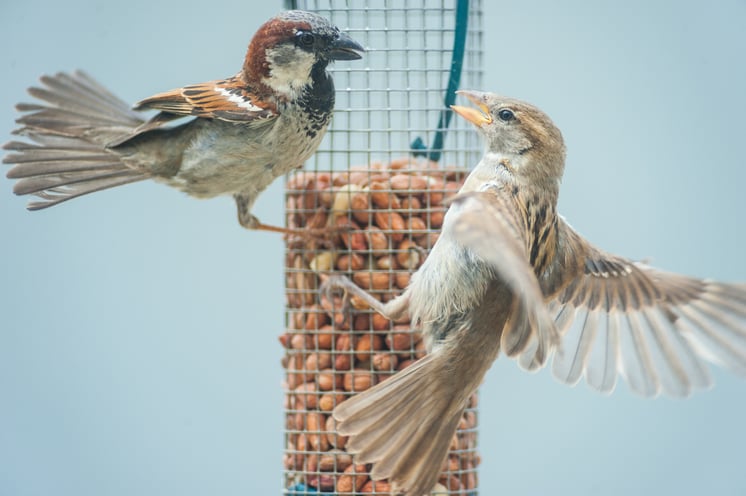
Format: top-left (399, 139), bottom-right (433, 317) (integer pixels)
top-left (282, 1), bottom-right (483, 494)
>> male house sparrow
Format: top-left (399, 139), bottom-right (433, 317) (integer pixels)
top-left (3, 10), bottom-right (363, 233)
top-left (323, 90), bottom-right (746, 495)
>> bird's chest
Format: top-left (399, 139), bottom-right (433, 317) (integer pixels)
top-left (406, 234), bottom-right (493, 339)
top-left (270, 105), bottom-right (331, 164)
top-left (173, 110), bottom-right (330, 197)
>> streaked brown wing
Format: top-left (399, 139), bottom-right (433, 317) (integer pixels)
top-left (544, 218), bottom-right (746, 397)
top-left (133, 76), bottom-right (277, 123)
top-left (446, 186), bottom-right (560, 369)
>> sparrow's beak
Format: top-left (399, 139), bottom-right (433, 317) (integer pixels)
top-left (328, 32), bottom-right (365, 61)
top-left (451, 90), bottom-right (492, 126)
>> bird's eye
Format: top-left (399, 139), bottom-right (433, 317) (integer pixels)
top-left (298, 32), bottom-right (315, 47)
top-left (498, 109), bottom-right (515, 122)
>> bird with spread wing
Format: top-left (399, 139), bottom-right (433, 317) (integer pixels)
top-left (322, 90), bottom-right (746, 496)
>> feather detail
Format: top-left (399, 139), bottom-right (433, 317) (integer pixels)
top-left (133, 76), bottom-right (278, 123)
top-left (542, 218), bottom-right (746, 397)
top-left (334, 352), bottom-right (473, 496)
top-left (11, 71), bottom-right (143, 146)
top-left (4, 71), bottom-right (149, 209)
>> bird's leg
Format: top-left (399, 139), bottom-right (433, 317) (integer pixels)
top-left (234, 193), bottom-right (333, 238)
top-left (247, 215), bottom-right (345, 239)
top-left (319, 274), bottom-right (411, 321)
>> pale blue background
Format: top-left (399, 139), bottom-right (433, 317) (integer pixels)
top-left (2, 1), bottom-right (746, 495)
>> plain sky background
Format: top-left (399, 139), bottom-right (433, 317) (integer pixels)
top-left (2, 1), bottom-right (746, 495)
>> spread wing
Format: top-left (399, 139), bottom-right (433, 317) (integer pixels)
top-left (132, 75), bottom-right (277, 129)
top-left (543, 217), bottom-right (746, 397)
top-left (446, 186), bottom-right (560, 369)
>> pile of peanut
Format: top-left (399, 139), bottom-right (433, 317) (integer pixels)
top-left (282, 159), bottom-right (479, 494)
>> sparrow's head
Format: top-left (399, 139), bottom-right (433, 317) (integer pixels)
top-left (243, 10), bottom-right (364, 99)
top-left (452, 90), bottom-right (566, 185)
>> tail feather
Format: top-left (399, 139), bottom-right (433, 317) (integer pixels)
top-left (25, 173), bottom-right (146, 210)
top-left (384, 414), bottom-right (462, 495)
top-left (8, 132), bottom-right (97, 149)
top-left (13, 169), bottom-right (142, 196)
top-left (33, 72), bottom-right (140, 120)
top-left (344, 389), bottom-right (430, 463)
top-left (15, 103), bottom-right (46, 112)
top-left (5, 140), bottom-right (117, 170)
top-left (16, 107), bottom-right (140, 136)
top-left (334, 352), bottom-right (474, 496)
top-left (20, 72), bottom-right (142, 143)
top-left (10, 161), bottom-right (127, 180)
top-left (53, 71), bottom-right (138, 112)
top-left (4, 71), bottom-right (150, 209)
top-left (337, 361), bottom-right (430, 437)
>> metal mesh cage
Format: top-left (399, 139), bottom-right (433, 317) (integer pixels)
top-left (282, 1), bottom-right (483, 494)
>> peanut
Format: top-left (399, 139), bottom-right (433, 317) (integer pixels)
top-left (360, 480), bottom-right (392, 493)
top-left (355, 334), bottom-right (384, 361)
top-left (305, 411), bottom-right (329, 451)
top-left (352, 271), bottom-right (391, 291)
top-left (318, 449), bottom-right (352, 472)
top-left (293, 382), bottom-right (319, 410)
top-left (317, 369), bottom-right (343, 391)
top-left (336, 253), bottom-right (364, 271)
top-left (343, 369), bottom-right (377, 392)
top-left (373, 210), bottom-right (406, 242)
top-left (400, 195), bottom-right (422, 211)
top-left (336, 463), bottom-right (368, 493)
top-left (390, 173), bottom-right (427, 191)
top-left (305, 352), bottom-right (332, 371)
top-left (368, 181), bottom-right (401, 209)
top-left (349, 191), bottom-right (371, 225)
top-left (372, 352), bottom-right (398, 372)
top-left (318, 393), bottom-right (345, 412)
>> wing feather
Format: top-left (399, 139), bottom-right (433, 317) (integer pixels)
top-left (133, 76), bottom-right (277, 124)
top-left (584, 309), bottom-right (619, 393)
top-left (543, 218), bottom-right (746, 397)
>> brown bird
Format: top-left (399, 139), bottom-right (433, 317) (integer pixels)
top-left (3, 10), bottom-right (363, 234)
top-left (322, 90), bottom-right (746, 495)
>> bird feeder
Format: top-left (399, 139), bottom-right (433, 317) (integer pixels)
top-left (281, 1), bottom-right (483, 493)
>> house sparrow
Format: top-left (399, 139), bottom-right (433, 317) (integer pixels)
top-left (323, 90), bottom-right (746, 495)
top-left (3, 10), bottom-right (363, 234)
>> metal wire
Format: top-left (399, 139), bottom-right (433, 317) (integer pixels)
top-left (282, 2), bottom-right (483, 494)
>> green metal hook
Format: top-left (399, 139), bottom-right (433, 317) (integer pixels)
top-left (411, 0), bottom-right (470, 162)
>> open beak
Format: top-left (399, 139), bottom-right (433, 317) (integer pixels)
top-left (450, 90), bottom-right (492, 126)
top-left (328, 32), bottom-right (365, 61)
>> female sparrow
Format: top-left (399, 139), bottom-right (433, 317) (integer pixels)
top-left (324, 90), bottom-right (746, 495)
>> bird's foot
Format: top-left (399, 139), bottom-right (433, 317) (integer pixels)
top-left (319, 274), bottom-right (390, 318)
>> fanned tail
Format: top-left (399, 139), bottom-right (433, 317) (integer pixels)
top-left (3, 71), bottom-right (150, 209)
top-left (334, 352), bottom-right (476, 496)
